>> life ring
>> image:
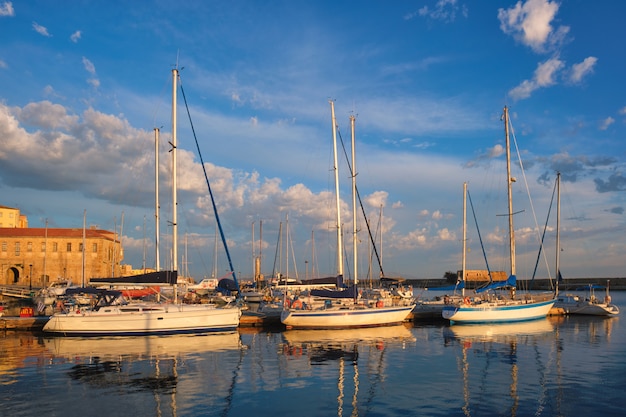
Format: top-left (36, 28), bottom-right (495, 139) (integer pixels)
top-left (292, 299), bottom-right (303, 310)
top-left (463, 297), bottom-right (471, 305)
top-left (376, 300), bottom-right (384, 308)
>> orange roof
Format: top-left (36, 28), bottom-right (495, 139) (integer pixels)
top-left (0, 228), bottom-right (117, 241)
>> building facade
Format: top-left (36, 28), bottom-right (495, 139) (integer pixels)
top-left (0, 205), bottom-right (28, 228)
top-left (0, 227), bottom-right (123, 288)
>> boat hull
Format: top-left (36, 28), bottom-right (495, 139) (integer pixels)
top-left (441, 299), bottom-right (555, 323)
top-left (280, 304), bottom-right (414, 329)
top-left (554, 296), bottom-right (619, 316)
top-left (43, 303), bottom-right (241, 336)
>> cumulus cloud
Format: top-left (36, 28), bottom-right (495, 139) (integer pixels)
top-left (508, 57), bottom-right (564, 100)
top-left (32, 22), bottom-right (51, 37)
top-left (70, 30), bottom-right (82, 43)
top-left (0, 1), bottom-right (14, 16)
top-left (364, 190), bottom-right (388, 208)
top-left (498, 0), bottom-right (567, 53)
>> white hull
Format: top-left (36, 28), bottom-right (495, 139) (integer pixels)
top-left (441, 299), bottom-right (555, 323)
top-left (280, 304), bottom-right (414, 329)
top-left (43, 303), bottom-right (241, 335)
top-left (554, 295), bottom-right (619, 316)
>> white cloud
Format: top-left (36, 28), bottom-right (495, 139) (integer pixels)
top-left (82, 57), bottom-right (96, 74)
top-left (509, 57), bottom-right (564, 100)
top-left (568, 56), bottom-right (597, 84)
top-left (0, 1), bottom-right (14, 16)
top-left (413, 0), bottom-right (468, 22)
top-left (70, 30), bottom-right (82, 43)
top-left (498, 0), bottom-right (567, 53)
top-left (0, 59), bottom-right (7, 69)
top-left (599, 117), bottom-right (614, 131)
top-left (32, 22), bottom-right (51, 37)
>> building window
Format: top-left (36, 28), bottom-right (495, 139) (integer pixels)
top-left (52, 242), bottom-right (58, 252)
top-left (27, 242), bottom-right (33, 252)
top-left (92, 243), bottom-right (97, 252)
top-left (79, 243), bottom-right (83, 252)
top-left (67, 243), bottom-right (72, 252)
top-left (1, 241), bottom-right (6, 252)
top-left (41, 242), bottom-right (46, 251)
top-left (15, 242), bottom-right (20, 256)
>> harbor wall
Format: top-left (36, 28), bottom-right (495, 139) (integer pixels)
top-left (407, 277), bottom-right (626, 291)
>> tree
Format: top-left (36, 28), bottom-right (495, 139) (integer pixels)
top-left (443, 271), bottom-right (458, 284)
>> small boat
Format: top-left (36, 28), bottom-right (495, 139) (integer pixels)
top-left (33, 279), bottom-right (78, 306)
top-left (442, 107), bottom-right (555, 324)
top-left (554, 282), bottom-right (619, 316)
top-left (187, 278), bottom-right (219, 295)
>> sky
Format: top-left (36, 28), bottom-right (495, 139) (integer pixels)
top-left (1, 0), bottom-right (625, 282)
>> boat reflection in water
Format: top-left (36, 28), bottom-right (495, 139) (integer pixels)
top-left (443, 319), bottom-right (556, 417)
top-left (43, 332), bottom-right (243, 416)
top-left (281, 325), bottom-right (416, 416)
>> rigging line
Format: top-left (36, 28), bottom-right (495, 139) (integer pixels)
top-left (531, 176), bottom-right (557, 287)
top-left (178, 75), bottom-right (241, 295)
top-left (508, 119), bottom-right (553, 281)
top-left (336, 126), bottom-right (385, 278)
top-left (467, 189), bottom-right (493, 288)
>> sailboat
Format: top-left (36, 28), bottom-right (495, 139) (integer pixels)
top-left (551, 173), bottom-right (619, 316)
top-left (280, 102), bottom-right (415, 329)
top-left (43, 68), bottom-right (241, 335)
top-left (442, 106), bottom-right (555, 323)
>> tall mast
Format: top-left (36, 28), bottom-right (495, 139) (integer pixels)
top-left (154, 128), bottom-right (160, 271)
top-left (462, 182), bottom-right (467, 297)
top-left (555, 171), bottom-right (561, 296)
top-left (171, 68), bottom-right (178, 272)
top-left (82, 209), bottom-right (86, 287)
top-left (504, 106), bottom-right (516, 278)
top-left (350, 114), bottom-right (357, 285)
top-left (330, 100), bottom-right (343, 276)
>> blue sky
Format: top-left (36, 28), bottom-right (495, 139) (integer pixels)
top-left (1, 0), bottom-right (624, 281)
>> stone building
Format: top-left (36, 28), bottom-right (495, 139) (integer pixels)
top-left (0, 205), bottom-right (123, 288)
top-left (0, 205), bottom-right (28, 228)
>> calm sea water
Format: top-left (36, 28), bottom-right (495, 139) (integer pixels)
top-left (1, 291), bottom-right (625, 417)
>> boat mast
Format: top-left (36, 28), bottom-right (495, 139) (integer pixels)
top-left (504, 106), bottom-right (516, 278)
top-left (350, 114), bottom-right (357, 286)
top-left (154, 127), bottom-right (160, 272)
top-left (82, 209), bottom-right (86, 287)
top-left (555, 171), bottom-right (561, 296)
top-left (462, 182), bottom-right (467, 297)
top-left (330, 100), bottom-right (343, 277)
top-left (171, 68), bottom-right (178, 273)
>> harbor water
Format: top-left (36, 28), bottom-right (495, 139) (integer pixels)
top-left (1, 291), bottom-right (625, 417)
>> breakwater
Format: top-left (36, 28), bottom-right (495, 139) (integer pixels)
top-left (407, 277), bottom-right (626, 291)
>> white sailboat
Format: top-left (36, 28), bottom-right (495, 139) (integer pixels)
top-left (280, 102), bottom-right (414, 329)
top-left (43, 68), bottom-right (241, 335)
top-left (442, 106), bottom-right (555, 323)
top-left (552, 173), bottom-right (619, 316)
